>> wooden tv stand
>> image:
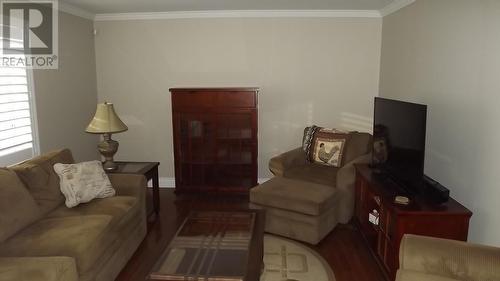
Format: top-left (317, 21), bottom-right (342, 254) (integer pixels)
top-left (354, 164), bottom-right (472, 281)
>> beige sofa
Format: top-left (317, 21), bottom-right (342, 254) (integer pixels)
top-left (0, 149), bottom-right (147, 281)
top-left (397, 234), bottom-right (500, 281)
top-left (250, 131), bottom-right (372, 244)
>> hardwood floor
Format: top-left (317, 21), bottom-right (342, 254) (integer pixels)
top-left (116, 189), bottom-right (386, 281)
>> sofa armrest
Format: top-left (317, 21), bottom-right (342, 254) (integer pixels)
top-left (335, 153), bottom-right (372, 223)
top-left (399, 234), bottom-right (500, 281)
top-left (0, 257), bottom-right (78, 281)
top-left (108, 173), bottom-right (147, 198)
top-left (269, 147), bottom-right (307, 176)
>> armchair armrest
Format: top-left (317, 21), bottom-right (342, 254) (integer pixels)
top-left (0, 257), bottom-right (78, 281)
top-left (337, 153), bottom-right (372, 191)
top-left (268, 147), bottom-right (307, 176)
top-left (399, 234), bottom-right (500, 281)
top-left (335, 153), bottom-right (371, 223)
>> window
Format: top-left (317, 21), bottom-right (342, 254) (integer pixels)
top-left (0, 66), bottom-right (39, 166)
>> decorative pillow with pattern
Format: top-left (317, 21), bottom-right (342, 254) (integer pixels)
top-left (53, 161), bottom-right (115, 208)
top-left (302, 125), bottom-right (320, 154)
top-left (309, 128), bottom-right (350, 167)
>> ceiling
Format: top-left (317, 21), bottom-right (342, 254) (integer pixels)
top-left (61, 0), bottom-right (396, 14)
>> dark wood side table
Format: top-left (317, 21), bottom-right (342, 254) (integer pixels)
top-left (107, 161), bottom-right (160, 218)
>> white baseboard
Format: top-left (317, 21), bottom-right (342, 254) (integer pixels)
top-left (258, 178), bottom-right (271, 184)
top-left (148, 177), bottom-right (175, 188)
top-left (149, 177), bottom-right (271, 188)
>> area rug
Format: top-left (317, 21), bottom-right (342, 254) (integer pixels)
top-left (261, 235), bottom-right (336, 281)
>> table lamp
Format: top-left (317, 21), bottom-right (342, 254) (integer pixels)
top-left (85, 102), bottom-right (128, 171)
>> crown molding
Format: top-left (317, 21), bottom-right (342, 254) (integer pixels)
top-left (59, 2), bottom-right (95, 20)
top-left (379, 0), bottom-right (416, 17)
top-left (94, 10), bottom-right (382, 21)
top-left (54, 0), bottom-right (414, 22)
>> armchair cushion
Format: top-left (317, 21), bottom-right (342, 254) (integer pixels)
top-left (269, 147), bottom-right (306, 177)
top-left (309, 129), bottom-right (350, 167)
top-left (285, 164), bottom-right (338, 187)
top-left (250, 177), bottom-right (337, 216)
top-left (302, 126), bottom-right (350, 167)
top-left (302, 126), bottom-right (320, 153)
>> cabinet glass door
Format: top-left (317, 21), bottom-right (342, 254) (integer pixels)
top-left (215, 113), bottom-right (255, 188)
top-left (178, 114), bottom-right (215, 187)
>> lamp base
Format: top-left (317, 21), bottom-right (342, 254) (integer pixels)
top-left (102, 159), bottom-right (118, 171)
top-left (98, 133), bottom-right (119, 171)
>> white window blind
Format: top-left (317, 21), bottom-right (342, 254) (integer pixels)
top-left (0, 66), bottom-right (38, 166)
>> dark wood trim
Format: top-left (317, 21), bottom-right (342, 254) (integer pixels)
top-left (169, 87), bottom-right (260, 92)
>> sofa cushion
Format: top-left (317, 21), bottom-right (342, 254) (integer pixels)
top-left (47, 196), bottom-right (138, 230)
top-left (0, 257), bottom-right (78, 281)
top-left (0, 215), bottom-right (113, 274)
top-left (0, 168), bottom-right (41, 242)
top-left (9, 149), bottom-right (74, 214)
top-left (250, 177), bottom-right (337, 216)
top-left (284, 164), bottom-right (338, 187)
top-left (53, 161), bottom-right (115, 208)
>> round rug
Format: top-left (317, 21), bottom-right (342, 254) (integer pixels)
top-left (261, 235), bottom-right (336, 281)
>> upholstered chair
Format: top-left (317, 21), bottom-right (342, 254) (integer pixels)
top-left (397, 234), bottom-right (500, 281)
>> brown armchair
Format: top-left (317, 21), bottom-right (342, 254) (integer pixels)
top-left (397, 234), bottom-right (500, 281)
top-left (268, 131), bottom-right (372, 223)
top-left (250, 131), bottom-right (372, 244)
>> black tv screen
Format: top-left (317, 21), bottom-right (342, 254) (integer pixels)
top-left (373, 97), bottom-right (427, 189)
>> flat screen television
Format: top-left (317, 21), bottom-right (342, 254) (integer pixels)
top-left (372, 97), bottom-right (427, 193)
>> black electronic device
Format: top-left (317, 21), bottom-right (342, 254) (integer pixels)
top-left (420, 175), bottom-right (450, 204)
top-left (372, 97), bottom-right (427, 194)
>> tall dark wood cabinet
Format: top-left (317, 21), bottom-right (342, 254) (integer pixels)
top-left (170, 88), bottom-right (258, 194)
top-left (354, 164), bottom-right (472, 281)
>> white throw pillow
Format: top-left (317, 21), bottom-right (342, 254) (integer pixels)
top-left (53, 160), bottom-right (115, 208)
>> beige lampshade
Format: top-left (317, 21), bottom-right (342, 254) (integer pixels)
top-left (85, 102), bottom-right (128, 134)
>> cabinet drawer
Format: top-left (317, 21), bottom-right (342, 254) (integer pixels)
top-left (216, 91), bottom-right (256, 108)
top-left (172, 91), bottom-right (216, 108)
top-left (172, 89), bottom-right (257, 109)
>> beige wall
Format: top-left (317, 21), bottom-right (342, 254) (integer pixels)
top-left (34, 12), bottom-right (99, 161)
top-left (380, 0), bottom-right (500, 246)
top-left (94, 17), bottom-right (382, 178)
